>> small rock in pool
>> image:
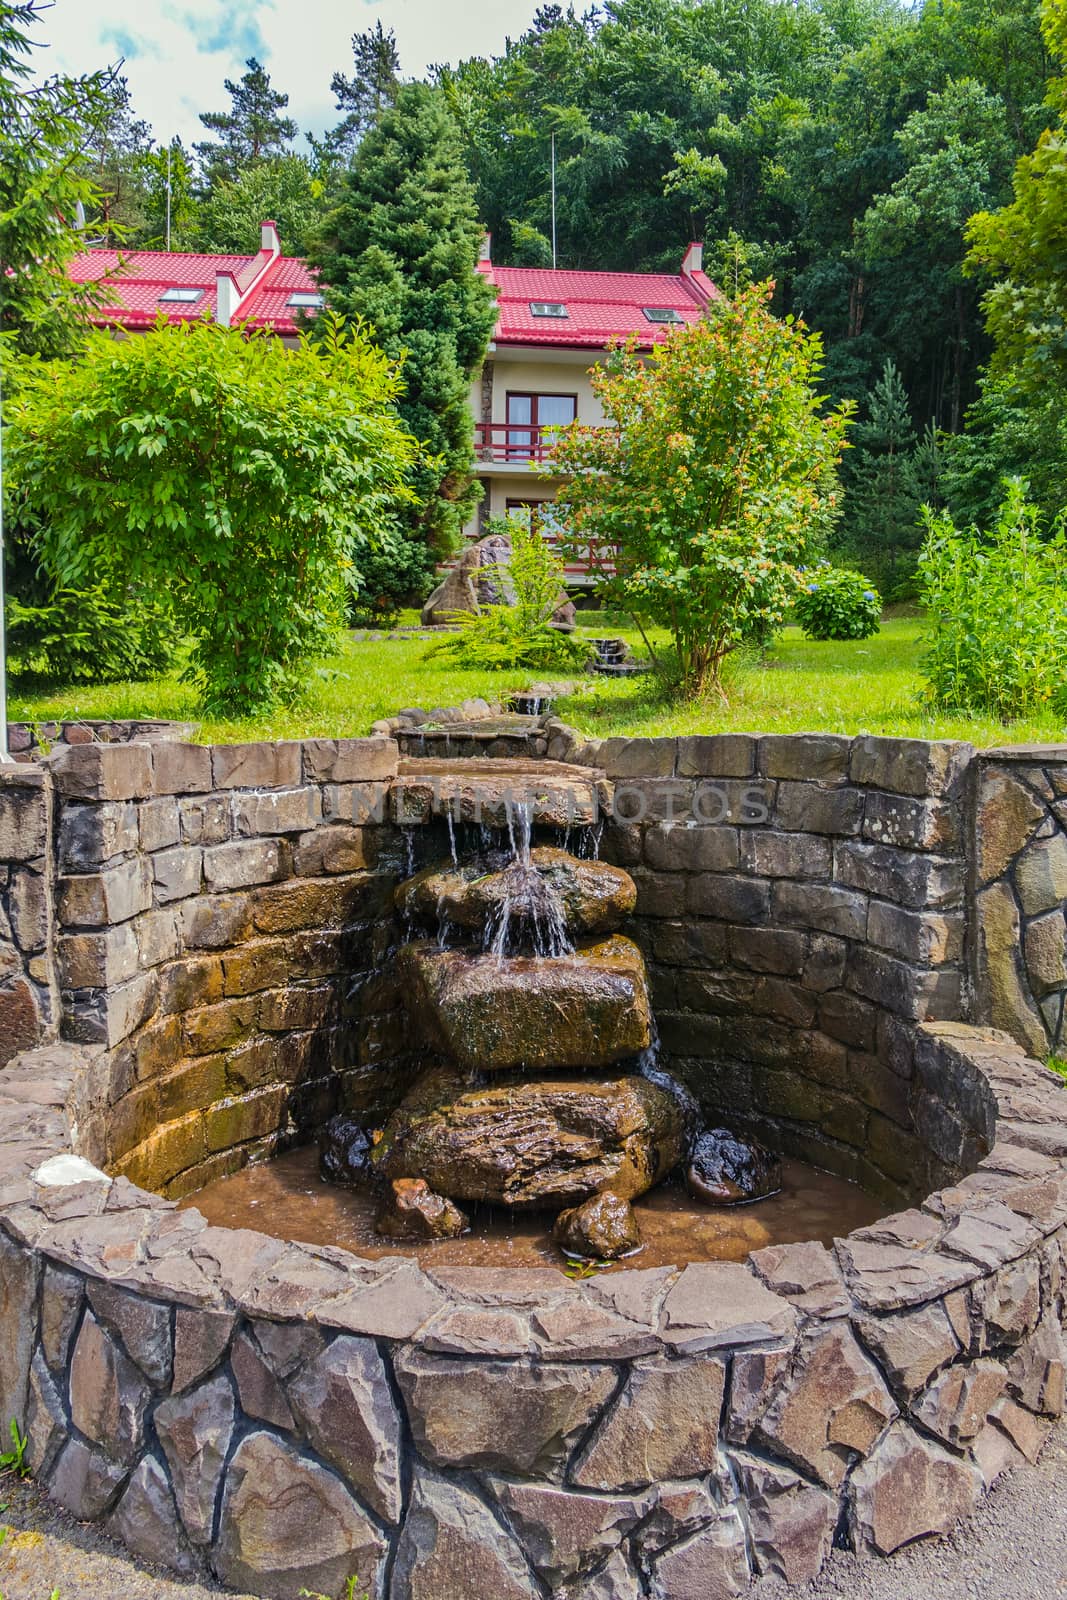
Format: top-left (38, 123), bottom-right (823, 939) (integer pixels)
top-left (554, 1192), bottom-right (642, 1260)
top-left (686, 1128), bottom-right (782, 1205)
top-left (319, 1114), bottom-right (376, 1188)
top-left (375, 1178), bottom-right (469, 1241)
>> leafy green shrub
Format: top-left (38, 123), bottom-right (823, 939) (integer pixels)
top-left (4, 316), bottom-right (417, 715)
top-left (434, 518), bottom-right (591, 672)
top-left (552, 283), bottom-right (852, 696)
top-left (347, 525), bottom-right (437, 628)
top-left (793, 563), bottom-right (881, 640)
top-left (6, 584), bottom-right (176, 684)
top-left (918, 479), bottom-right (1067, 717)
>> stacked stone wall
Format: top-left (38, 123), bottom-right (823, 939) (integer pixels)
top-left (0, 1022), bottom-right (1063, 1598)
top-left (973, 746), bottom-right (1067, 1059)
top-left (45, 737), bottom-right (418, 1200)
top-left (0, 765), bottom-right (57, 1065)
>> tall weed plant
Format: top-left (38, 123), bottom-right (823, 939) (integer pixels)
top-left (918, 479), bottom-right (1067, 718)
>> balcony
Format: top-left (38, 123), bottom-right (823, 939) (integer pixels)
top-left (474, 421), bottom-right (567, 468)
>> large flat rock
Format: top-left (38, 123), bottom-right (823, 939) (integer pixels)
top-left (373, 1067), bottom-right (685, 1208)
top-left (400, 935), bottom-right (652, 1071)
top-left (396, 847), bottom-right (636, 942)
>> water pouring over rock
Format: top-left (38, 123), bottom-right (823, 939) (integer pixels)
top-left (321, 795), bottom-right (781, 1259)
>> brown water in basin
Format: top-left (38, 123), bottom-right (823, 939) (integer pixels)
top-left (184, 1146), bottom-right (883, 1272)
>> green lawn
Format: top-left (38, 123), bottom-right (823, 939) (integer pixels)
top-left (9, 617), bottom-right (1067, 750)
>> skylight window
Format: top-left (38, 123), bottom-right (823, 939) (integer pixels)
top-left (643, 306), bottom-right (684, 324)
top-left (159, 287), bottom-right (205, 303)
top-left (530, 301), bottom-right (568, 318)
top-left (287, 292), bottom-right (324, 309)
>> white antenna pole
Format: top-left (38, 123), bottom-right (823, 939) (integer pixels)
top-left (166, 142), bottom-right (172, 251)
top-left (551, 132), bottom-right (557, 270)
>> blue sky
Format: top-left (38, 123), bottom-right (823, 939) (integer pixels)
top-left (32, 0), bottom-right (543, 147)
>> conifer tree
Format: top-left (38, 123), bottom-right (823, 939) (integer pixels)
top-left (311, 82), bottom-right (498, 589)
top-left (195, 58), bottom-right (297, 188)
top-left (844, 360), bottom-right (925, 595)
top-left (324, 22), bottom-right (400, 164)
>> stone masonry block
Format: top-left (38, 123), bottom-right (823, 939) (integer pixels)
top-left (0, 778), bottom-right (49, 861)
top-left (138, 797), bottom-right (181, 853)
top-left (231, 787), bottom-right (322, 836)
top-left (759, 734), bottom-right (852, 782)
top-left (867, 901), bottom-right (963, 965)
top-left (179, 795), bottom-right (230, 846)
top-left (772, 881), bottom-right (867, 939)
top-left (849, 736), bottom-right (973, 798)
top-left (152, 846), bottom-right (203, 904)
top-left (774, 782), bottom-right (864, 836)
top-left (58, 924), bottom-right (140, 989)
top-left (7, 869), bottom-right (49, 951)
top-left (203, 839), bottom-right (286, 891)
top-left (58, 802), bottom-right (138, 872)
top-left (598, 738), bottom-right (677, 778)
top-left (211, 743), bottom-right (302, 790)
top-left (686, 873), bottom-right (771, 924)
top-left (741, 831), bottom-right (831, 879)
top-left (676, 734), bottom-right (758, 778)
top-left (51, 742), bottom-right (154, 801)
top-left (644, 824), bottom-right (740, 872)
top-left (834, 842), bottom-right (964, 909)
top-left (58, 856), bottom-right (153, 927)
top-left (150, 741), bottom-right (213, 795)
top-left (301, 737), bottom-right (399, 783)
top-left (863, 792), bottom-right (960, 852)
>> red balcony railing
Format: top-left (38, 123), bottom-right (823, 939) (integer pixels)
top-left (474, 421), bottom-right (566, 463)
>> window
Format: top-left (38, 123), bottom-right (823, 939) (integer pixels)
top-left (642, 306), bottom-right (684, 324)
top-left (287, 292), bottom-right (324, 309)
top-left (159, 287), bottom-right (205, 303)
top-left (529, 301), bottom-right (568, 318)
top-left (505, 393), bottom-right (578, 459)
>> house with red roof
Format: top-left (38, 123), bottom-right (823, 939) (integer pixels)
top-left (67, 221), bottom-right (322, 340)
top-left (466, 236), bottom-right (715, 579)
top-left (68, 223), bottom-right (714, 584)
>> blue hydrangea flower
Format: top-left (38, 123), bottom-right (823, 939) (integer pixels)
top-left (807, 583), bottom-right (818, 592)
top-left (863, 590), bottom-right (876, 600)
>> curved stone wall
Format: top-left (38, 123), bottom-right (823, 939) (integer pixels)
top-left (2, 726), bottom-right (1067, 1593)
top-left (0, 1022), bottom-right (1064, 1597)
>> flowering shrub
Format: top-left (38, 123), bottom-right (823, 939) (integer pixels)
top-left (550, 283), bottom-right (852, 696)
top-left (918, 479), bottom-right (1067, 718)
top-left (793, 563), bottom-right (882, 640)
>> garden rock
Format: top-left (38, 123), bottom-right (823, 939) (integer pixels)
top-left (213, 1430), bottom-right (388, 1600)
top-left (375, 1177), bottom-right (469, 1241)
top-left (399, 935), bottom-right (652, 1070)
top-left (686, 1127), bottom-right (782, 1204)
top-left (554, 1191), bottom-right (642, 1259)
top-left (397, 848), bottom-right (637, 940)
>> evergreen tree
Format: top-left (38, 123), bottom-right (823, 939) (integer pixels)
top-left (0, 0), bottom-right (113, 356)
top-left (136, 137), bottom-right (199, 250)
top-left (80, 75), bottom-right (153, 246)
top-left (194, 58), bottom-right (297, 188)
top-left (843, 359), bottom-right (925, 594)
top-left (322, 22), bottom-right (401, 165)
top-left (311, 82), bottom-right (498, 586)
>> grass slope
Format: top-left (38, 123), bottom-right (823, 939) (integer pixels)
top-left (9, 619), bottom-right (1066, 750)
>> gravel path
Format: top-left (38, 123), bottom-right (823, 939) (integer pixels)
top-left (1, 1424), bottom-right (1065, 1600)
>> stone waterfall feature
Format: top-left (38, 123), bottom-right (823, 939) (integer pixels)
top-left (323, 829), bottom-right (779, 1258)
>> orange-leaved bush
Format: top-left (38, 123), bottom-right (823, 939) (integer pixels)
top-left (550, 283), bottom-right (853, 696)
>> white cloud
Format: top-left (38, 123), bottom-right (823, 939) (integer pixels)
top-left (33, 0), bottom-right (542, 146)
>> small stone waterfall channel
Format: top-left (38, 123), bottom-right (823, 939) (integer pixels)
top-left (321, 803), bottom-right (782, 1260)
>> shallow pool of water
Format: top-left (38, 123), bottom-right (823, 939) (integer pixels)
top-left (184, 1146), bottom-right (884, 1272)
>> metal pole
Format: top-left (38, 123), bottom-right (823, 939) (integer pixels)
top-left (166, 141), bottom-right (172, 251)
top-left (551, 132), bottom-right (557, 270)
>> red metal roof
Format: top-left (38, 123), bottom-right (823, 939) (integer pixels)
top-left (67, 235), bottom-right (714, 348)
top-left (68, 247), bottom-right (319, 335)
top-left (478, 257), bottom-right (716, 350)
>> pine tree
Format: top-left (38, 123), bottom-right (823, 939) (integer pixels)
top-left (80, 76), bottom-right (154, 246)
top-left (323, 22), bottom-right (400, 164)
top-left (311, 82), bottom-right (498, 587)
top-left (844, 359), bottom-right (925, 596)
top-left (194, 58), bottom-right (297, 188)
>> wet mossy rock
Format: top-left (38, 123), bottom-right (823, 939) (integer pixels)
top-left (396, 849), bottom-right (638, 940)
top-left (399, 936), bottom-right (652, 1071)
top-left (371, 1069), bottom-right (685, 1208)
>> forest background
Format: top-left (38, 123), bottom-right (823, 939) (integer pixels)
top-left (19, 0), bottom-right (1067, 597)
